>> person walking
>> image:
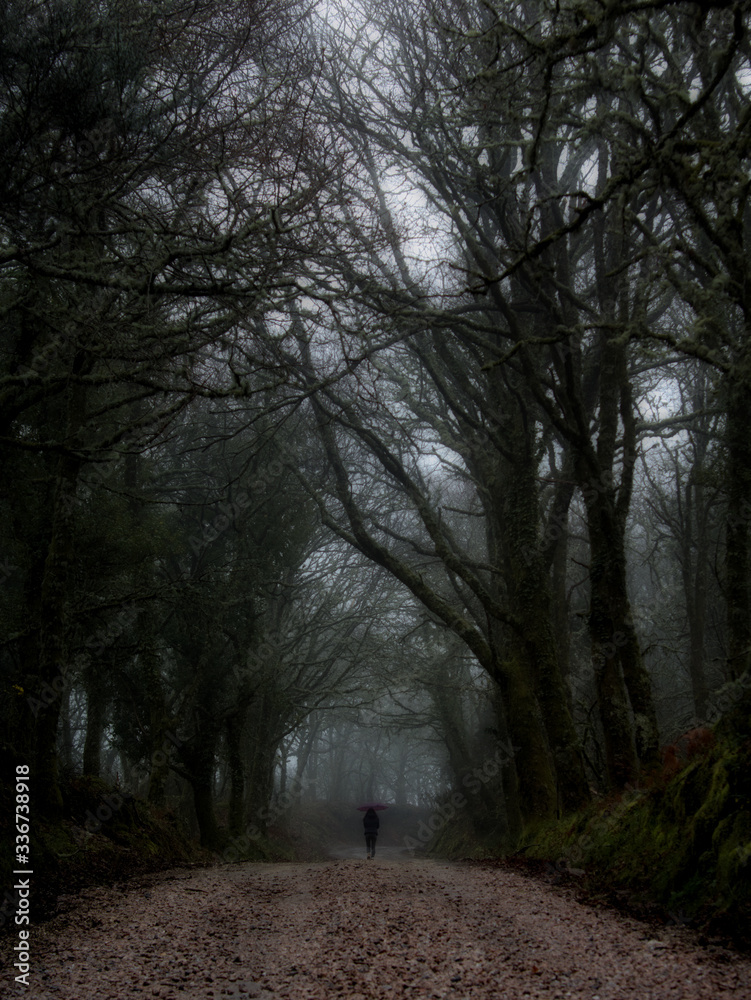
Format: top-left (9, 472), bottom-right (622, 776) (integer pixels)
top-left (363, 807), bottom-right (380, 859)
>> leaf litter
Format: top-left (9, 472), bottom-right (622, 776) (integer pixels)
top-left (3, 855), bottom-right (750, 999)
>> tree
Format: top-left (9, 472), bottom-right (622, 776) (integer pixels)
top-left (0, 0), bottom-right (331, 814)
top-left (296, 0), bottom-right (659, 813)
top-left (298, 0), bottom-right (751, 805)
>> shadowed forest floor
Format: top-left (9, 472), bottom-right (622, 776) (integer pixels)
top-left (2, 853), bottom-right (750, 999)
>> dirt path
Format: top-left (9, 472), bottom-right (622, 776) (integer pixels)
top-left (3, 852), bottom-right (750, 999)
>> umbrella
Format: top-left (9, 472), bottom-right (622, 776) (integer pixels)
top-left (356, 802), bottom-right (389, 811)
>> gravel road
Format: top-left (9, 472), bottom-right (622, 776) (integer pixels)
top-left (2, 850), bottom-right (750, 999)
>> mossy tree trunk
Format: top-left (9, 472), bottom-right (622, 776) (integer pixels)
top-left (581, 446), bottom-right (651, 785)
top-left (488, 681), bottom-right (524, 843)
top-left (488, 416), bottom-right (590, 815)
top-left (493, 652), bottom-right (557, 823)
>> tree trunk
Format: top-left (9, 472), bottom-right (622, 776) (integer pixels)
top-left (487, 681), bottom-right (523, 843)
top-left (59, 686), bottom-right (74, 776)
top-left (688, 570), bottom-right (709, 720)
top-left (143, 628), bottom-right (171, 806)
top-left (725, 377), bottom-right (751, 681)
top-left (550, 513), bottom-right (572, 696)
top-left (306, 751), bottom-right (318, 803)
top-left (245, 693), bottom-right (280, 829)
top-left (394, 744), bottom-right (409, 807)
top-left (83, 666), bottom-right (107, 777)
top-left (294, 716), bottom-right (320, 799)
top-left (34, 447), bottom-right (81, 815)
top-left (12, 550), bottom-right (46, 770)
top-left (226, 710), bottom-right (246, 837)
top-left (491, 633), bottom-right (557, 825)
top-left (592, 652), bottom-right (638, 787)
top-left (498, 461), bottom-right (590, 813)
top-left (683, 475), bottom-right (709, 721)
top-left (183, 734), bottom-right (220, 849)
top-left (191, 777), bottom-right (220, 849)
top-left (586, 506), bottom-right (642, 786)
top-left (279, 740), bottom-right (288, 796)
top-left (575, 324), bottom-right (659, 781)
top-left (147, 743), bottom-right (170, 806)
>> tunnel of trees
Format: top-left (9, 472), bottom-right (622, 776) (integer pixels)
top-left (1, 0), bottom-right (750, 852)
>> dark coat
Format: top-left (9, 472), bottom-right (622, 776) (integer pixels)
top-left (363, 809), bottom-right (380, 835)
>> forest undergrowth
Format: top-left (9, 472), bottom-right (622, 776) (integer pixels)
top-left (0, 774), bottom-right (303, 932)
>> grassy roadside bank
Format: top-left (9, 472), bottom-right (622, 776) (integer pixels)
top-left (518, 730), bottom-right (751, 948)
top-left (426, 715), bottom-right (751, 951)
